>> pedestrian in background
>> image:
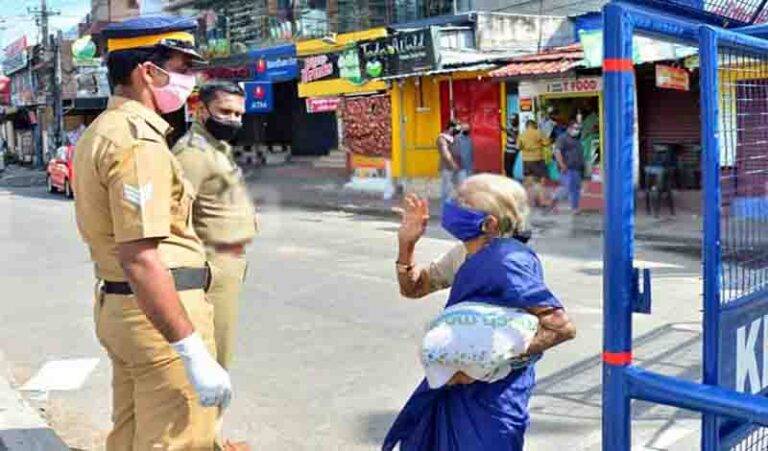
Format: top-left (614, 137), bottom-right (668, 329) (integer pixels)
top-left (437, 119), bottom-right (463, 201)
top-left (457, 123), bottom-right (474, 176)
top-left (503, 115), bottom-right (521, 180)
top-left (516, 120), bottom-right (550, 207)
top-left (551, 121), bottom-right (586, 214)
top-left (71, 16), bottom-right (231, 450)
top-left (173, 80), bottom-right (258, 371)
top-left (386, 175), bottom-right (577, 451)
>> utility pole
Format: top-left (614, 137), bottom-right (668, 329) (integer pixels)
top-left (27, 0), bottom-right (61, 166)
top-left (53, 30), bottom-right (63, 149)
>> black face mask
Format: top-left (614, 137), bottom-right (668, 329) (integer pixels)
top-left (204, 114), bottom-right (242, 142)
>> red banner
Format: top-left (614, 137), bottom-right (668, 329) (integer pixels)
top-left (306, 97), bottom-right (340, 113)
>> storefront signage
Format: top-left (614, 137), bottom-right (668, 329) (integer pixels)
top-left (358, 28), bottom-right (439, 78)
top-left (350, 154), bottom-right (388, 179)
top-left (655, 65), bottom-right (690, 91)
top-left (72, 35), bottom-right (100, 67)
top-left (0, 76), bottom-right (9, 105)
top-left (306, 96), bottom-right (341, 113)
top-left (301, 54), bottom-right (339, 83)
top-left (3, 35), bottom-right (28, 75)
top-left (519, 97), bottom-right (533, 112)
top-left (202, 65), bottom-right (254, 81)
top-left (244, 81), bottom-right (274, 113)
top-left (545, 78), bottom-right (601, 94)
top-left (255, 56), bottom-right (298, 81)
top-left (338, 47), bottom-right (364, 85)
top-left (250, 45), bottom-right (299, 82)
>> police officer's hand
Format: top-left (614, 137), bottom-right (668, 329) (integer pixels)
top-left (171, 332), bottom-right (233, 408)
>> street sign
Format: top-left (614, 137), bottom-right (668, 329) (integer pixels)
top-left (244, 81), bottom-right (273, 113)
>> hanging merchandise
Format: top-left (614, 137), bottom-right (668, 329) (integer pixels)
top-left (513, 152), bottom-right (524, 180)
top-left (340, 95), bottom-right (391, 158)
top-left (547, 160), bottom-right (561, 182)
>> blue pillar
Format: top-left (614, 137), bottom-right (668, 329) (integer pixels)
top-left (699, 25), bottom-right (722, 451)
top-left (602, 3), bottom-right (635, 450)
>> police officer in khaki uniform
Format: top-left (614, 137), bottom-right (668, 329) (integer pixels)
top-left (72, 16), bottom-right (232, 450)
top-left (172, 81), bottom-right (257, 370)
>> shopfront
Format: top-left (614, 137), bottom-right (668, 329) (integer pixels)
top-left (439, 76), bottom-right (502, 174)
top-left (519, 76), bottom-right (606, 211)
top-left (297, 28), bottom-right (390, 181)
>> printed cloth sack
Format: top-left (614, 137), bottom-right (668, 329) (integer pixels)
top-left (421, 302), bottom-right (539, 388)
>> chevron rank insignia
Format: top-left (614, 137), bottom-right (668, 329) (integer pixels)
top-left (123, 184), bottom-right (153, 209)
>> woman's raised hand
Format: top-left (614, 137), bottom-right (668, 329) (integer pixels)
top-left (395, 194), bottom-right (429, 245)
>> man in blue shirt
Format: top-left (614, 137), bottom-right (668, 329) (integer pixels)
top-left (457, 124), bottom-right (474, 176)
top-left (551, 121), bottom-right (585, 214)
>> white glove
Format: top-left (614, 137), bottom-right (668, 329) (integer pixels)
top-left (171, 332), bottom-right (232, 408)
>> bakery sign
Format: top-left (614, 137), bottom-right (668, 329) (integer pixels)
top-left (655, 64), bottom-right (690, 91)
top-left (300, 53), bottom-right (339, 83)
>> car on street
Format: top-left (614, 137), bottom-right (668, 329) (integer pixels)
top-left (46, 145), bottom-right (75, 198)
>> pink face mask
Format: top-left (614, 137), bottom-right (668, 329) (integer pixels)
top-left (148, 65), bottom-right (196, 114)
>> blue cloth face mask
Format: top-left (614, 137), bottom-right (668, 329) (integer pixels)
top-left (441, 201), bottom-right (489, 241)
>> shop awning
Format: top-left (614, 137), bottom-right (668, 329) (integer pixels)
top-left (379, 63), bottom-right (498, 81)
top-left (378, 48), bottom-right (520, 81)
top-left (63, 97), bottom-right (108, 114)
top-left (489, 43), bottom-right (584, 78)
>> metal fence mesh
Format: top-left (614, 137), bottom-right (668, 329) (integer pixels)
top-left (661, 0), bottom-right (768, 23)
top-left (718, 45), bottom-right (768, 449)
top-left (718, 47), bottom-right (768, 306)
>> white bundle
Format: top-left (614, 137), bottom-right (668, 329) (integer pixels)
top-left (421, 302), bottom-right (539, 389)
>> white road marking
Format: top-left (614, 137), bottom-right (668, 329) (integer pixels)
top-left (20, 357), bottom-right (99, 392)
top-left (582, 260), bottom-right (686, 270)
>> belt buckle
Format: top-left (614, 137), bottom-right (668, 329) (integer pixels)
top-left (204, 262), bottom-right (212, 292)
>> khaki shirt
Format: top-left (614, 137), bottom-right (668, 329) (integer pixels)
top-left (427, 244), bottom-right (467, 292)
top-left (172, 121), bottom-right (257, 246)
top-left (516, 128), bottom-right (549, 162)
top-left (72, 96), bottom-right (205, 281)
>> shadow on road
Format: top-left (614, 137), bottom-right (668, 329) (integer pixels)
top-left (0, 185), bottom-right (72, 202)
top-left (358, 410), bottom-right (398, 445)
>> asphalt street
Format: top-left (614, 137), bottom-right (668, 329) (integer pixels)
top-left (0, 185), bottom-right (704, 450)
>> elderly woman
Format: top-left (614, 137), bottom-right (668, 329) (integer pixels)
top-left (385, 174), bottom-right (577, 451)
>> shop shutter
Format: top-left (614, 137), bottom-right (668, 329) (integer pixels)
top-left (637, 69), bottom-right (701, 189)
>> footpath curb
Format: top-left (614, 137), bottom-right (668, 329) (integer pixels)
top-left (252, 190), bottom-right (702, 250)
top-left (0, 353), bottom-right (68, 450)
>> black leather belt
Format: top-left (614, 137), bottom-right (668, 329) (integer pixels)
top-left (102, 266), bottom-right (211, 295)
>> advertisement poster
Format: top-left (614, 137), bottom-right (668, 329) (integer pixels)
top-left (655, 65), bottom-right (690, 91)
top-left (300, 53), bottom-right (339, 83)
top-left (306, 97), bottom-right (341, 113)
top-left (358, 28), bottom-right (439, 79)
top-left (3, 35), bottom-right (28, 75)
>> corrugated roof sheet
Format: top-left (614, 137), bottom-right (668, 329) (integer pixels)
top-left (490, 43), bottom-right (584, 78)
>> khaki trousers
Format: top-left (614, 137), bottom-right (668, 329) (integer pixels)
top-left (206, 251), bottom-right (248, 369)
top-left (95, 288), bottom-right (218, 450)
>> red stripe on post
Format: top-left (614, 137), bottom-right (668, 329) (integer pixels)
top-left (603, 351), bottom-right (633, 365)
top-left (603, 58), bottom-right (634, 72)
